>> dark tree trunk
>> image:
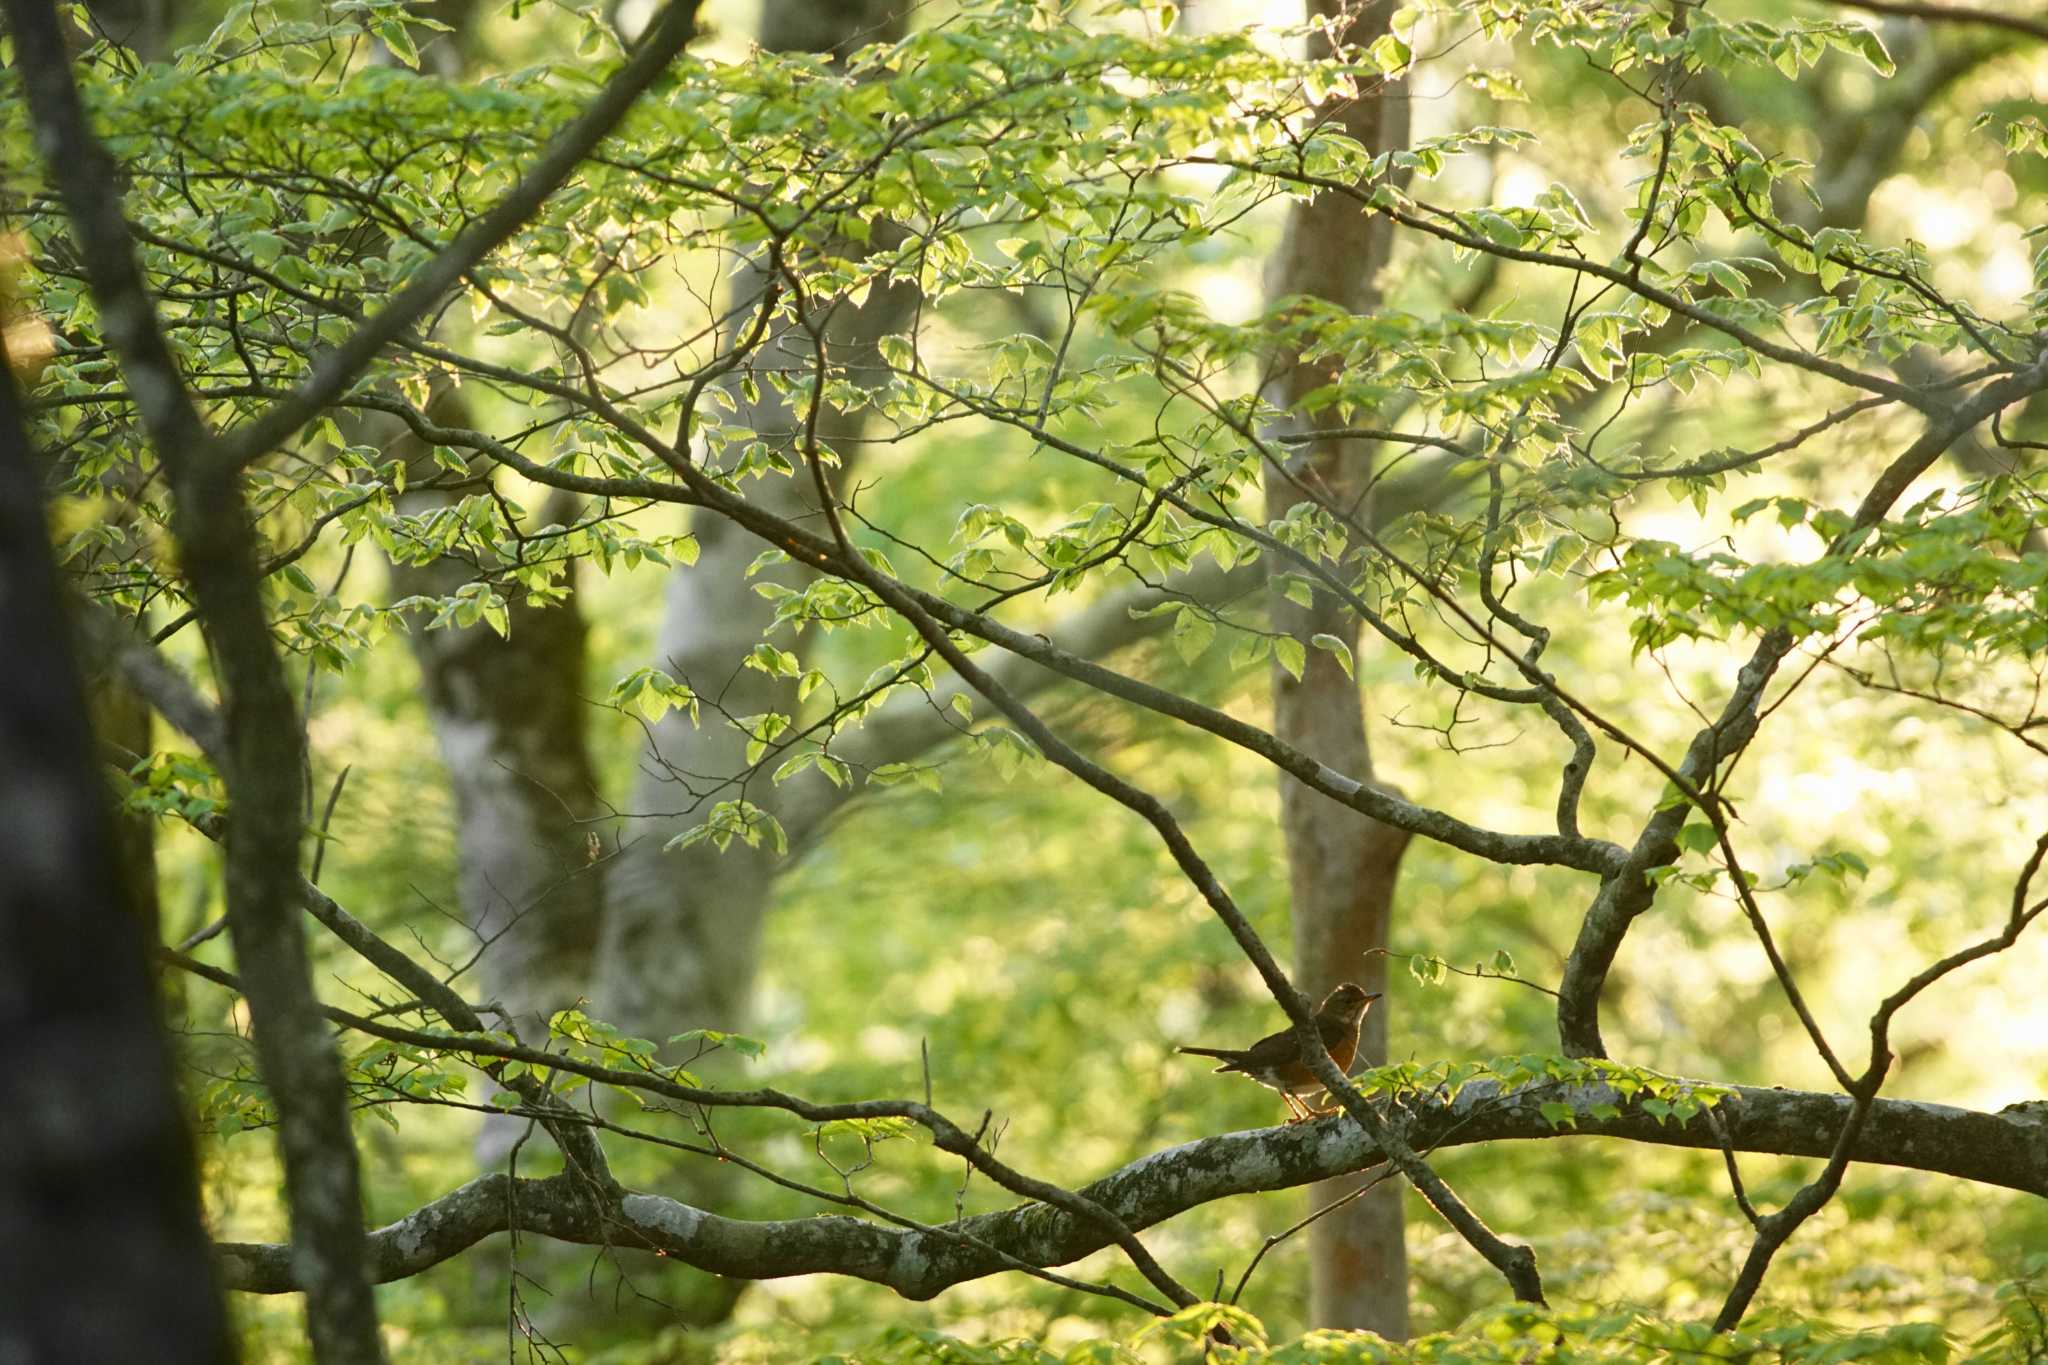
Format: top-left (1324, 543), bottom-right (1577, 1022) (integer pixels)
top-left (0, 332), bottom-right (234, 1363)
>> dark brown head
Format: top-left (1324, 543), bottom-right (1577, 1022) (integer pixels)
top-left (1317, 982), bottom-right (1380, 1024)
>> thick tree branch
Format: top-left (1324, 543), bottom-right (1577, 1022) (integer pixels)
top-left (1818, 0), bottom-right (2048, 42)
top-left (77, 600), bottom-right (225, 763)
top-left (213, 1081), bottom-right (2048, 1298)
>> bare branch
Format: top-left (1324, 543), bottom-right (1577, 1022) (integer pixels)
top-left (1558, 352), bottom-right (2048, 1057)
top-left (1712, 830), bottom-right (2048, 1328)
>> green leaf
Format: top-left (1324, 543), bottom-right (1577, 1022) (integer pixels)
top-left (375, 18), bottom-right (420, 69)
top-left (667, 1028), bottom-right (766, 1060)
top-left (1368, 32), bottom-right (1411, 74)
top-left (1309, 632), bottom-right (1353, 678)
top-left (1674, 822), bottom-right (1719, 855)
top-left (1276, 574), bottom-right (1315, 609)
top-left (1171, 606), bottom-right (1216, 664)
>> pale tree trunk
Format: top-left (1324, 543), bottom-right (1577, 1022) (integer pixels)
top-left (593, 0), bottom-right (912, 1045)
top-left (570, 0), bottom-right (915, 1331)
top-left (593, 499), bottom-right (799, 1039)
top-left (364, 0), bottom-right (912, 1330)
top-left (1262, 0), bottom-right (1412, 1337)
top-left (351, 0), bottom-right (597, 1152)
top-left (594, 275), bottom-right (919, 1037)
top-left (386, 472), bottom-right (604, 1059)
top-left (362, 193), bottom-right (603, 1160)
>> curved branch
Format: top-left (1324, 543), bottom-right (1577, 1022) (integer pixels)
top-left (780, 559), bottom-right (1258, 844)
top-left (1557, 350), bottom-right (2048, 1056)
top-left (358, 391), bottom-right (1624, 875)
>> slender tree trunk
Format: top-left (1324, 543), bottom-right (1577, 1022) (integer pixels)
top-left (595, 258), bottom-right (919, 1036)
top-left (570, 0), bottom-right (917, 1332)
top-left (1262, 0), bottom-right (1412, 1337)
top-left (594, 500), bottom-right (799, 1040)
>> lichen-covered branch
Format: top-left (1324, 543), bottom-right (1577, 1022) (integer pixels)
top-left (214, 1081), bottom-right (2048, 1299)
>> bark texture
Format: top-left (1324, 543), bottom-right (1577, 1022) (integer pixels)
top-left (214, 1082), bottom-right (2048, 1299)
top-left (0, 328), bottom-right (234, 1365)
top-left (337, 1), bottom-right (607, 1078)
top-left (1260, 0), bottom-right (1413, 1336)
top-left (388, 449), bottom-right (605, 1061)
top-left (6, 4), bottom-right (388, 1357)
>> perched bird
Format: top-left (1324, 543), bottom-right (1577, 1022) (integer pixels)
top-left (1177, 982), bottom-right (1380, 1122)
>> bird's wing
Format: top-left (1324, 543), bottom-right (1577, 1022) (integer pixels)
top-left (1232, 1028), bottom-right (1302, 1068)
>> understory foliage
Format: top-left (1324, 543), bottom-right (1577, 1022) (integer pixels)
top-left (8, 0), bottom-right (2048, 1358)
top-left (871, 1283), bottom-right (2048, 1363)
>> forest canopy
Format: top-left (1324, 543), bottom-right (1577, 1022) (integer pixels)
top-left (3, 0), bottom-right (2048, 1360)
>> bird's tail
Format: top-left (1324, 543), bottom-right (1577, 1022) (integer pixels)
top-left (1175, 1045), bottom-right (1246, 1070)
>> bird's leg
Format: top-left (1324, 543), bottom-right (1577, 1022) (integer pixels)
top-left (1281, 1090), bottom-right (1313, 1124)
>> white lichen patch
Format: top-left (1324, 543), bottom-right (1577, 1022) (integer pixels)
top-left (622, 1194), bottom-right (705, 1242)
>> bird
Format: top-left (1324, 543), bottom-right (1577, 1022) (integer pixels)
top-left (1176, 982), bottom-right (1380, 1122)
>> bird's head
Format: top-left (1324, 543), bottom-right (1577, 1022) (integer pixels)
top-left (1319, 982), bottom-right (1381, 1022)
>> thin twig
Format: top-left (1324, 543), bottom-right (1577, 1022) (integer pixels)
top-left (309, 764), bottom-right (352, 886)
top-left (1228, 1166), bottom-right (1395, 1304)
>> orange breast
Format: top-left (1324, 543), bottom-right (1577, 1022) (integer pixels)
top-left (1327, 1035), bottom-right (1358, 1074)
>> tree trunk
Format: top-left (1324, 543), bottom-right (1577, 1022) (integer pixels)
top-left (577, 0), bottom-right (917, 1331)
top-left (592, 0), bottom-right (914, 1046)
top-left (387, 473), bottom-right (605, 1058)
top-left (1261, 0), bottom-right (1413, 1337)
top-left (0, 318), bottom-right (234, 1365)
top-left (5, 193), bottom-right (163, 946)
top-left (374, 401), bottom-right (596, 1031)
top-left (351, 2), bottom-right (602, 1164)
